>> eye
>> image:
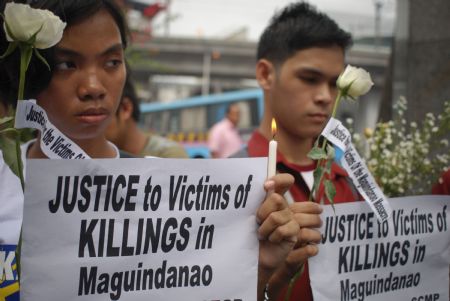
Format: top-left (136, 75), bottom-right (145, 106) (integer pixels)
top-left (300, 76), bottom-right (319, 84)
top-left (105, 59), bottom-right (123, 68)
top-left (55, 61), bottom-right (76, 70)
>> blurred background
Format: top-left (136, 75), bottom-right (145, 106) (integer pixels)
top-left (115, 0), bottom-right (449, 159)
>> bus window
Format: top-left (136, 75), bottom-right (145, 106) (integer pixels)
top-left (140, 88), bottom-right (264, 158)
top-left (168, 110), bottom-right (181, 133)
top-left (181, 107), bottom-right (206, 132)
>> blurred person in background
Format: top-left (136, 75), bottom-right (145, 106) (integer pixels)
top-left (208, 102), bottom-right (243, 158)
top-left (105, 72), bottom-right (188, 158)
top-left (432, 167), bottom-right (450, 195)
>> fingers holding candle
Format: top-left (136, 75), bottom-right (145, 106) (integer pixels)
top-left (257, 172), bottom-right (296, 301)
top-left (257, 174), bottom-right (297, 255)
top-left (290, 202), bottom-right (323, 230)
top-left (259, 173), bottom-right (295, 225)
top-left (263, 173), bottom-right (294, 196)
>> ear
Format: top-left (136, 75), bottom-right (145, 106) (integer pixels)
top-left (256, 59), bottom-right (276, 90)
top-left (118, 97), bottom-right (134, 122)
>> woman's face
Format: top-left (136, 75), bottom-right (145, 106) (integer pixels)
top-left (36, 9), bottom-right (126, 144)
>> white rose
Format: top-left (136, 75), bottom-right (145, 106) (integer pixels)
top-left (3, 3), bottom-right (66, 49)
top-left (337, 65), bottom-right (374, 98)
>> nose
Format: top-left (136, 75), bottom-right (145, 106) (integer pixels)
top-left (77, 70), bottom-right (106, 101)
top-left (314, 83), bottom-right (333, 104)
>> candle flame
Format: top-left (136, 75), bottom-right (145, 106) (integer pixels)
top-left (271, 118), bottom-right (277, 138)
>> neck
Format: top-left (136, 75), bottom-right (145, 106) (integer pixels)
top-left (226, 117), bottom-right (236, 128)
top-left (277, 131), bottom-right (315, 165)
top-left (122, 122), bottom-right (148, 155)
top-left (28, 133), bottom-right (117, 159)
top-left (259, 115), bottom-right (314, 166)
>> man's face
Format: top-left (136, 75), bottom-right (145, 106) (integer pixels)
top-left (36, 9), bottom-right (126, 143)
top-left (104, 99), bottom-right (129, 148)
top-left (227, 104), bottom-right (240, 126)
top-left (268, 45), bottom-right (345, 141)
top-left (104, 108), bottom-right (122, 146)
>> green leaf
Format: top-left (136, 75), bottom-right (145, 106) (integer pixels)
top-left (34, 48), bottom-right (50, 70)
top-left (0, 130), bottom-right (23, 183)
top-left (0, 41), bottom-right (18, 59)
top-left (308, 147), bottom-right (328, 160)
top-left (0, 116), bottom-right (14, 130)
top-left (26, 24), bottom-right (44, 46)
top-left (324, 179), bottom-right (336, 213)
top-left (310, 165), bottom-right (324, 201)
top-left (347, 95), bottom-right (357, 101)
top-left (313, 138), bottom-right (320, 148)
top-left (313, 166), bottom-right (324, 189)
top-left (326, 144), bottom-right (335, 160)
top-left (325, 158), bottom-right (333, 175)
top-left (339, 78), bottom-right (355, 97)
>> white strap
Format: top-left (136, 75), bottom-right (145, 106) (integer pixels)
top-left (15, 100), bottom-right (90, 159)
top-left (321, 117), bottom-right (391, 222)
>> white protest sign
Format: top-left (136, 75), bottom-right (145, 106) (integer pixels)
top-left (310, 196), bottom-right (450, 301)
top-left (15, 100), bottom-right (90, 159)
top-left (21, 158), bottom-right (267, 301)
top-left (321, 117), bottom-right (392, 222)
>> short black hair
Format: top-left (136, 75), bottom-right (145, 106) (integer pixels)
top-left (121, 72), bottom-right (140, 122)
top-left (226, 103), bottom-right (239, 114)
top-left (0, 0), bottom-right (129, 108)
top-left (257, 1), bottom-right (352, 65)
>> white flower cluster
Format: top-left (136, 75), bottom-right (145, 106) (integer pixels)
top-left (353, 97), bottom-right (450, 197)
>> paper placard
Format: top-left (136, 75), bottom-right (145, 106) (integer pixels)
top-left (21, 158), bottom-right (267, 301)
top-left (310, 196), bottom-right (450, 301)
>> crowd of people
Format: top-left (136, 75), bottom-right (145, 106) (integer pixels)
top-left (0, 1), bottom-right (448, 301)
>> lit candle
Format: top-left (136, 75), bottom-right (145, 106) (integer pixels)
top-left (267, 118), bottom-right (277, 178)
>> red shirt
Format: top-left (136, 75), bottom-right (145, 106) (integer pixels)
top-left (432, 168), bottom-right (450, 195)
top-left (247, 131), bottom-right (359, 301)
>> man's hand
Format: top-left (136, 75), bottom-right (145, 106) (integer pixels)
top-left (266, 201), bottom-right (323, 300)
top-left (284, 202), bottom-right (322, 274)
top-left (257, 173), bottom-right (298, 300)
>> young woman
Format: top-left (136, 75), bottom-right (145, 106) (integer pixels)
top-left (0, 0), bottom-right (129, 159)
top-left (0, 1), bottom-right (299, 300)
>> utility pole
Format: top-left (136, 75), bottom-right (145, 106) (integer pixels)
top-left (374, 0), bottom-right (383, 49)
top-left (164, 0), bottom-right (171, 36)
top-left (201, 52), bottom-right (212, 96)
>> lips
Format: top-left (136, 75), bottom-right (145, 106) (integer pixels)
top-left (76, 107), bottom-right (109, 124)
top-left (308, 113), bottom-right (329, 122)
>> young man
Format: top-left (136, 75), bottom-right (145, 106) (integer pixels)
top-left (234, 2), bottom-right (359, 300)
top-left (105, 73), bottom-right (189, 158)
top-left (208, 103), bottom-right (243, 158)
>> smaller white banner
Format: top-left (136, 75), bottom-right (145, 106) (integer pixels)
top-left (14, 100), bottom-right (90, 159)
top-left (322, 118), bottom-right (391, 222)
top-left (310, 196), bottom-right (450, 301)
